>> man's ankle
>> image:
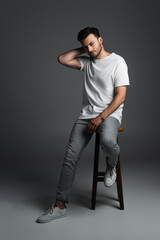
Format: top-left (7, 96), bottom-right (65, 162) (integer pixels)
top-left (55, 201), bottom-right (66, 210)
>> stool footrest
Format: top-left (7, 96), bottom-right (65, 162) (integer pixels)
top-left (98, 171), bottom-right (105, 176)
top-left (97, 177), bottom-right (104, 181)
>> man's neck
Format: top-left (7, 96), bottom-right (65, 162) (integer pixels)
top-left (95, 50), bottom-right (111, 60)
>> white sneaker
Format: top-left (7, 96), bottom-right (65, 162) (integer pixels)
top-left (36, 203), bottom-right (67, 223)
top-left (104, 166), bottom-right (117, 187)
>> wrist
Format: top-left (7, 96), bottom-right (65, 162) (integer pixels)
top-left (99, 112), bottom-right (106, 121)
top-left (78, 47), bottom-right (85, 54)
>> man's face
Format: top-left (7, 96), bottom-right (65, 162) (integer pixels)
top-left (81, 33), bottom-right (103, 58)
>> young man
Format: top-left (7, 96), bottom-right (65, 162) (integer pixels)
top-left (36, 27), bottom-right (130, 223)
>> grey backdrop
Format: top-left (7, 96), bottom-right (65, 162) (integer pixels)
top-left (1, 0), bottom-right (160, 239)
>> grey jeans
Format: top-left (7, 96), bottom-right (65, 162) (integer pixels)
top-left (56, 116), bottom-right (121, 204)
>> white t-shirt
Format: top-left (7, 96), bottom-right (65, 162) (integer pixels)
top-left (77, 52), bottom-right (130, 125)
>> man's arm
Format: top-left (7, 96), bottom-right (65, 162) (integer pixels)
top-left (87, 86), bottom-right (127, 133)
top-left (57, 47), bottom-right (85, 70)
top-left (99, 86), bottom-right (127, 120)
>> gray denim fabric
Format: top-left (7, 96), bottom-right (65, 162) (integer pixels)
top-left (56, 116), bottom-right (121, 204)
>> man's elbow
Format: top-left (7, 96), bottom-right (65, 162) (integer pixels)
top-left (121, 96), bottom-right (126, 103)
top-left (57, 55), bottom-right (63, 64)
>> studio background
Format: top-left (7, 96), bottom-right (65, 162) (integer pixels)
top-left (1, 0), bottom-right (160, 240)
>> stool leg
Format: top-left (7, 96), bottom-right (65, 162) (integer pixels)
top-left (91, 133), bottom-right (100, 210)
top-left (116, 137), bottom-right (124, 210)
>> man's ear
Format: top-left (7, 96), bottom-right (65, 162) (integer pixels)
top-left (98, 37), bottom-right (103, 45)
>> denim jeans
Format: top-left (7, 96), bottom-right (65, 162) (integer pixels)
top-left (55, 116), bottom-right (121, 204)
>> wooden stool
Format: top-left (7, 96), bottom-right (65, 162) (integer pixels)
top-left (91, 127), bottom-right (124, 210)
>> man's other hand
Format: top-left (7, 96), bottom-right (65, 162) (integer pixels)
top-left (87, 115), bottom-right (104, 133)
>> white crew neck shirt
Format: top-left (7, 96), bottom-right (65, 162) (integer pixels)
top-left (77, 52), bottom-right (130, 125)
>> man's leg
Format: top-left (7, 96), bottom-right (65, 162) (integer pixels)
top-left (55, 118), bottom-right (94, 205)
top-left (96, 116), bottom-right (120, 186)
top-left (36, 118), bottom-right (93, 223)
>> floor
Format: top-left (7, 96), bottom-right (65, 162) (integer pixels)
top-left (1, 159), bottom-right (160, 240)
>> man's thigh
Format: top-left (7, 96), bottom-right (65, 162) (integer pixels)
top-left (97, 116), bottom-right (120, 145)
top-left (66, 118), bottom-right (94, 156)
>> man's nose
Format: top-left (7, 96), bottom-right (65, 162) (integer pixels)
top-left (88, 46), bottom-right (93, 52)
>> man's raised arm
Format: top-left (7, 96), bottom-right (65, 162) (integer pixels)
top-left (57, 47), bottom-right (85, 70)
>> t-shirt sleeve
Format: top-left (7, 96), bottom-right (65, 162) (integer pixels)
top-left (114, 57), bottom-right (130, 87)
top-left (77, 56), bottom-right (90, 71)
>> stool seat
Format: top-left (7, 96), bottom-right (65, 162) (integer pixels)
top-left (91, 127), bottom-right (124, 210)
top-left (118, 127), bottom-right (124, 132)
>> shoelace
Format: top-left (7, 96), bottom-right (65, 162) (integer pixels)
top-left (111, 167), bottom-right (116, 175)
top-left (107, 167), bottom-right (116, 177)
top-left (109, 169), bottom-right (113, 177)
top-left (46, 204), bottom-right (55, 214)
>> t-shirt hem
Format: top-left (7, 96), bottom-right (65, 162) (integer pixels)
top-left (77, 114), bottom-right (122, 125)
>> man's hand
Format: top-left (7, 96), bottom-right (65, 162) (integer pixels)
top-left (87, 115), bottom-right (104, 133)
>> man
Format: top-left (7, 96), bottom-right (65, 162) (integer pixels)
top-left (36, 27), bottom-right (130, 223)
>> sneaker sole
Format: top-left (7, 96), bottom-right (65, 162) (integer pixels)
top-left (104, 182), bottom-right (115, 187)
top-left (36, 213), bottom-right (67, 223)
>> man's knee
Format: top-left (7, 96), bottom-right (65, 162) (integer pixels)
top-left (101, 135), bottom-right (119, 154)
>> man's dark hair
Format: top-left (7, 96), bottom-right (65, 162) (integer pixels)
top-left (77, 27), bottom-right (100, 42)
